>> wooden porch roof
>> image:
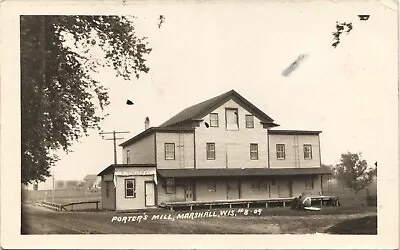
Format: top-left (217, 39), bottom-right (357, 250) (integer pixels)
top-left (157, 166), bottom-right (332, 178)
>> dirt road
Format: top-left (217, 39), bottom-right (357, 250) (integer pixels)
top-left (21, 203), bottom-right (377, 234)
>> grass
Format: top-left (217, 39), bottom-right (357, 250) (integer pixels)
top-left (325, 215), bottom-right (377, 234)
top-left (22, 202), bottom-right (377, 234)
top-left (22, 188), bottom-right (101, 204)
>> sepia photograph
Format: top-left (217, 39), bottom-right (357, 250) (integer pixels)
top-left (0, 0), bottom-right (399, 249)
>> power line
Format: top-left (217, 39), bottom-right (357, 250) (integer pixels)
top-left (99, 131), bottom-right (130, 164)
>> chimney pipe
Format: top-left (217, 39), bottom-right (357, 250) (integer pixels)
top-left (145, 117), bottom-right (150, 130)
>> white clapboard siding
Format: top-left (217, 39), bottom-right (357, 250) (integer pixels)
top-left (269, 134), bottom-right (321, 168)
top-left (122, 134), bottom-right (156, 164)
top-left (195, 99), bottom-right (269, 169)
top-left (155, 132), bottom-right (195, 169)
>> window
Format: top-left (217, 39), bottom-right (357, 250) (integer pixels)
top-left (250, 143), bottom-right (258, 160)
top-left (165, 143), bottom-right (175, 160)
top-left (245, 115), bottom-right (254, 128)
top-left (305, 176), bottom-right (314, 190)
top-left (207, 181), bottom-right (216, 192)
top-left (251, 180), bottom-right (268, 191)
top-left (166, 178), bottom-right (175, 194)
top-left (276, 144), bottom-right (285, 160)
top-left (210, 113), bottom-right (219, 127)
top-left (206, 143), bottom-right (216, 160)
top-left (125, 179), bottom-right (136, 198)
top-left (126, 150), bottom-right (130, 164)
top-left (225, 108), bottom-right (239, 130)
top-left (304, 144), bottom-right (312, 160)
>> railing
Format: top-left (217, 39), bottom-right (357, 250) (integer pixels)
top-left (63, 201), bottom-right (100, 211)
top-left (41, 200), bottom-right (100, 211)
top-left (41, 201), bottom-right (66, 211)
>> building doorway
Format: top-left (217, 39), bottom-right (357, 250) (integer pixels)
top-left (145, 181), bottom-right (156, 207)
top-left (227, 180), bottom-right (239, 200)
top-left (278, 179), bottom-right (293, 198)
top-left (185, 180), bottom-right (194, 201)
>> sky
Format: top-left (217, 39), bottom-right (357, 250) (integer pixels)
top-left (49, 0), bottom-right (398, 181)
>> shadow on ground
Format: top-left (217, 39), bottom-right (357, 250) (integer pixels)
top-left (326, 215), bottom-right (377, 234)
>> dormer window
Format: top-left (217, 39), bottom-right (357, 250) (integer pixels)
top-left (225, 108), bottom-right (239, 130)
top-left (210, 113), bottom-right (219, 127)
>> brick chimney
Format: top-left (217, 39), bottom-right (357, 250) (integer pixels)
top-left (145, 117), bottom-right (150, 130)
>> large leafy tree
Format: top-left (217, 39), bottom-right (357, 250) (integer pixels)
top-left (21, 16), bottom-right (152, 184)
top-left (334, 152), bottom-right (377, 194)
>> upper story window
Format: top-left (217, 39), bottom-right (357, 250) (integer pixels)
top-left (210, 113), bottom-right (219, 127)
top-left (304, 144), bottom-right (312, 160)
top-left (126, 150), bottom-right (130, 164)
top-left (245, 115), bottom-right (254, 128)
top-left (125, 179), bottom-right (136, 198)
top-left (225, 108), bottom-right (239, 130)
top-left (250, 143), bottom-right (258, 160)
top-left (206, 143), bottom-right (216, 160)
top-left (305, 176), bottom-right (314, 189)
top-left (164, 143), bottom-right (175, 160)
top-left (276, 144), bottom-right (285, 160)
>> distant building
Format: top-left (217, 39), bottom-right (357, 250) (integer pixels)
top-left (83, 175), bottom-right (101, 190)
top-left (98, 90), bottom-right (331, 210)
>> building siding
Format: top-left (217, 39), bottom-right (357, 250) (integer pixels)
top-left (291, 175), bottom-right (322, 197)
top-left (101, 173), bottom-right (116, 210)
top-left (157, 178), bottom-right (188, 204)
top-left (122, 134), bottom-right (156, 164)
top-left (268, 134), bottom-right (321, 169)
top-left (156, 132), bottom-right (195, 169)
top-left (115, 175), bottom-right (155, 210)
top-left (240, 179), bottom-right (270, 199)
top-left (195, 179), bottom-right (228, 201)
top-left (195, 99), bottom-right (269, 169)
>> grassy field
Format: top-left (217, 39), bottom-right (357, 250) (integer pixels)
top-left (22, 188), bottom-right (102, 210)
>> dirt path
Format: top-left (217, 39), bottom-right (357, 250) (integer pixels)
top-left (21, 203), bottom-right (377, 234)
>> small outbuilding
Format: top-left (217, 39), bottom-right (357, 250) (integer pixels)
top-left (98, 164), bottom-right (157, 210)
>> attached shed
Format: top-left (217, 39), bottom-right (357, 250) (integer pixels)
top-left (98, 164), bottom-right (157, 211)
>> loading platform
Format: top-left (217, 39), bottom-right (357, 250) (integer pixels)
top-left (160, 196), bottom-right (339, 211)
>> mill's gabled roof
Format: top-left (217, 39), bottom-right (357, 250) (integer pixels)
top-left (119, 90), bottom-right (278, 148)
top-left (160, 89), bottom-right (278, 127)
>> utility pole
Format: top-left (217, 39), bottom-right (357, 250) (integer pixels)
top-left (99, 131), bottom-right (130, 164)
